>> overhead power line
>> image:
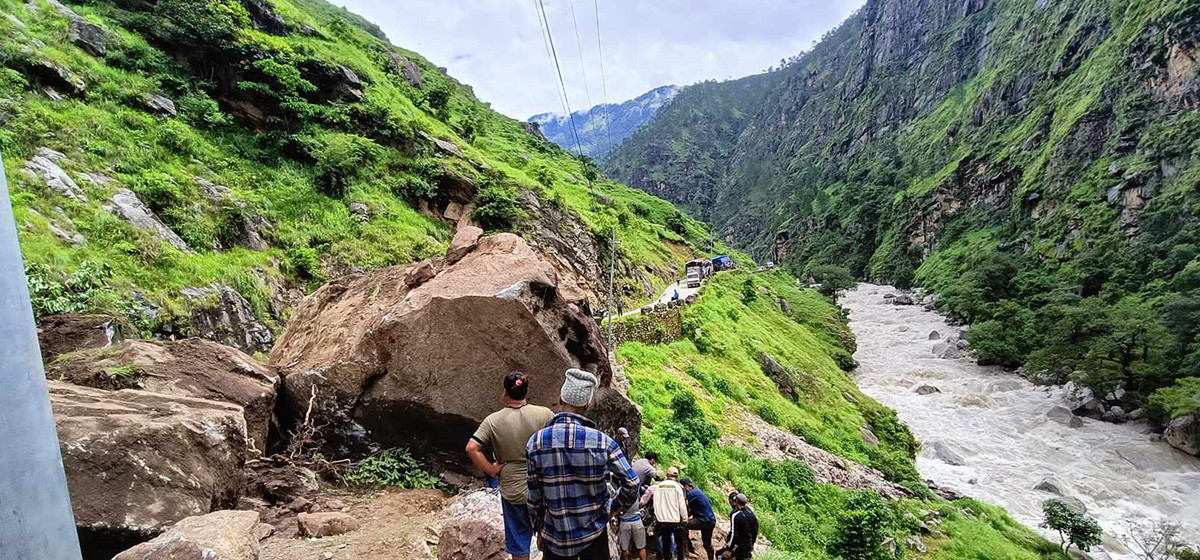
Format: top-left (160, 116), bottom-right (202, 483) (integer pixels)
top-left (568, 0), bottom-right (594, 113)
top-left (534, 0), bottom-right (585, 157)
top-left (592, 0), bottom-right (612, 155)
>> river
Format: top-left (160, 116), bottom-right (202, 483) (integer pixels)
top-left (842, 284), bottom-right (1200, 556)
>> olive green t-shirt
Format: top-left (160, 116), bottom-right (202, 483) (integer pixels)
top-left (472, 404), bottom-right (554, 504)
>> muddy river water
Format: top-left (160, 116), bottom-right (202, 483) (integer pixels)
top-left (842, 284), bottom-right (1200, 556)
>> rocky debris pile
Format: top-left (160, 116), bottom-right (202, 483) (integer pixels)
top-left (270, 230), bottom-right (639, 460)
top-left (298, 512), bottom-right (360, 538)
top-left (36, 314), bottom-right (122, 362)
top-left (51, 382), bottom-right (250, 557)
top-left (46, 338), bottom-right (279, 446)
top-left (113, 510), bottom-right (270, 560)
top-left (178, 284), bottom-right (276, 354)
top-left (723, 410), bottom-right (911, 499)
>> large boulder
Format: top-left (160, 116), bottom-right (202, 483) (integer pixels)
top-left (1165, 413), bottom-right (1199, 456)
top-left (297, 512), bottom-right (360, 538)
top-left (388, 53), bottom-right (423, 89)
top-left (36, 313), bottom-right (122, 362)
top-left (22, 147), bottom-right (88, 201)
top-left (113, 510), bottom-right (267, 560)
top-left (760, 353), bottom-right (797, 401)
top-left (68, 19), bottom-right (109, 56)
top-left (47, 338), bottom-right (278, 447)
top-left (104, 188), bottom-right (192, 252)
top-left (50, 382), bottom-right (249, 558)
top-left (270, 233), bottom-right (636, 460)
top-left (438, 491), bottom-right (506, 560)
top-left (1047, 405), bottom-right (1084, 428)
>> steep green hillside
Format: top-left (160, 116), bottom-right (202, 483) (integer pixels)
top-left (617, 270), bottom-right (1064, 559)
top-left (611, 0), bottom-right (1200, 408)
top-left (0, 0), bottom-right (731, 341)
top-left (604, 71), bottom-right (785, 221)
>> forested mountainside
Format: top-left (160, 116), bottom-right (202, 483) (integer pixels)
top-left (610, 0), bottom-right (1200, 416)
top-left (0, 0), bottom-right (729, 348)
top-left (529, 84), bottom-right (679, 159)
top-left (605, 72), bottom-right (785, 221)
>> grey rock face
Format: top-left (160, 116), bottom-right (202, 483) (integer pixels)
top-left (113, 510), bottom-right (266, 560)
top-left (1033, 474), bottom-right (1066, 495)
top-left (924, 440), bottom-right (967, 466)
top-left (23, 147), bottom-right (87, 201)
top-left (68, 19), bottom-right (109, 56)
top-left (1165, 413), bottom-right (1198, 456)
top-left (915, 384), bottom-right (942, 395)
top-left (103, 188), bottom-right (192, 252)
top-left (143, 93), bottom-right (177, 116)
top-left (389, 53), bottom-right (423, 89)
top-left (1047, 405), bottom-right (1084, 428)
top-left (180, 284), bottom-right (275, 354)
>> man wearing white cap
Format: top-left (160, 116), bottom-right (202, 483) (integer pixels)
top-left (527, 368), bottom-right (641, 560)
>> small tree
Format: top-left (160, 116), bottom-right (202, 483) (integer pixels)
top-left (809, 264), bottom-right (856, 300)
top-left (1041, 499), bottom-right (1103, 555)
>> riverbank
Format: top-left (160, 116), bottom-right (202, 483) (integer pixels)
top-left (842, 284), bottom-right (1200, 557)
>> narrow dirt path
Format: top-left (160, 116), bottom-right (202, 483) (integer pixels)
top-left (260, 489), bottom-right (446, 560)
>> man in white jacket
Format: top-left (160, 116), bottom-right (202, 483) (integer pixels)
top-left (642, 467), bottom-right (689, 560)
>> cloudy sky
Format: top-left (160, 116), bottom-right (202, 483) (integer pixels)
top-left (339, 1), bottom-right (866, 119)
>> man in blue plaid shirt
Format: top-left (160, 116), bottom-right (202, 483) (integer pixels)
top-left (527, 368), bottom-right (640, 559)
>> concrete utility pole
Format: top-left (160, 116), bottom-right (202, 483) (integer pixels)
top-left (0, 152), bottom-right (84, 560)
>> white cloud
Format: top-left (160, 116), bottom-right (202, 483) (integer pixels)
top-left (339, 0), bottom-right (866, 119)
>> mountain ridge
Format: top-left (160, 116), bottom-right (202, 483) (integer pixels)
top-left (529, 84), bottom-right (679, 159)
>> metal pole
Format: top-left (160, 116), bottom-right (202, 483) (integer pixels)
top-left (0, 151), bottom-right (83, 560)
top-left (606, 225), bottom-right (616, 347)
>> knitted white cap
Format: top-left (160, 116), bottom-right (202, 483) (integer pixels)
top-left (560, 368), bottom-right (598, 407)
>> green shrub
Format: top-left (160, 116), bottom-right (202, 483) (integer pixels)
top-left (1147, 377), bottom-right (1200, 421)
top-left (755, 402), bottom-right (782, 425)
top-left (306, 133), bottom-right (382, 197)
top-left (809, 264), bottom-right (856, 299)
top-left (284, 245), bottom-right (324, 282)
top-left (830, 490), bottom-right (896, 560)
top-left (742, 278), bottom-right (758, 303)
top-left (472, 182), bottom-right (521, 231)
top-left (25, 261), bottom-right (120, 320)
top-left (659, 391), bottom-right (720, 449)
top-left (346, 448), bottom-right (440, 488)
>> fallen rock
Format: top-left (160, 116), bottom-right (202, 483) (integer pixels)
top-left (932, 342), bottom-right (965, 359)
top-left (1047, 405), bottom-right (1084, 428)
top-left (1102, 406), bottom-right (1129, 424)
top-left (1033, 474), bottom-right (1066, 495)
top-left (27, 58), bottom-right (86, 95)
top-left (143, 93), bottom-right (177, 117)
top-left (179, 284), bottom-right (275, 354)
top-left (420, 131), bottom-right (465, 157)
top-left (113, 510), bottom-right (265, 560)
top-left (22, 147), bottom-right (87, 201)
top-left (297, 512), bottom-right (360, 538)
top-left (915, 385), bottom-right (941, 395)
top-left (36, 314), bottom-right (121, 362)
top-left (778, 297), bottom-right (792, 316)
top-left (892, 294), bottom-right (913, 305)
top-left (333, 65), bottom-right (365, 101)
top-left (1057, 496), bottom-right (1088, 514)
top-left (47, 338), bottom-right (278, 447)
top-left (270, 233), bottom-right (635, 460)
top-left (1165, 413), bottom-right (1199, 456)
top-left (51, 382), bottom-right (249, 555)
top-left (348, 202), bottom-right (369, 217)
top-left (438, 491), bottom-right (506, 560)
top-left (68, 19), bottom-right (109, 56)
top-left (246, 0), bottom-right (288, 34)
top-left (928, 330), bottom-right (941, 340)
top-left (924, 440), bottom-right (968, 466)
top-left (445, 225), bottom-right (483, 264)
top-left (860, 425), bottom-right (880, 446)
top-left (104, 188), bottom-right (191, 252)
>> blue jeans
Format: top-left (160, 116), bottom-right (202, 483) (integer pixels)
top-left (501, 498), bottom-right (534, 557)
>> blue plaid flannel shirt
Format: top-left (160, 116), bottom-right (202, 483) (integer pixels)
top-left (526, 412), bottom-right (639, 557)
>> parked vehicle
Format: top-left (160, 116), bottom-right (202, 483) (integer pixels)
top-left (684, 259), bottom-right (713, 288)
top-left (711, 255), bottom-right (735, 271)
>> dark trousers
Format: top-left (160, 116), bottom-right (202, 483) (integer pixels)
top-left (715, 546), bottom-right (751, 560)
top-left (687, 519), bottom-right (716, 559)
top-left (543, 529), bottom-right (610, 560)
top-left (657, 522), bottom-right (686, 560)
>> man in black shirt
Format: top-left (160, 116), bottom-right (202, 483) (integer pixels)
top-left (716, 493), bottom-right (758, 560)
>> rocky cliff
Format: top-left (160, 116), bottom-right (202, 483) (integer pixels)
top-left (610, 0), bottom-right (1200, 408)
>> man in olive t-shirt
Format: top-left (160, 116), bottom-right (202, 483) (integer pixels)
top-left (466, 371), bottom-right (554, 560)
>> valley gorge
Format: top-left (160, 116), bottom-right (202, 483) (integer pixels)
top-left (1, 0), bottom-right (1198, 559)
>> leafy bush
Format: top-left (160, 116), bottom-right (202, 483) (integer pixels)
top-left (1147, 377), bottom-right (1200, 421)
top-left (1041, 499), bottom-right (1103, 555)
top-left (809, 264), bottom-right (856, 299)
top-left (829, 490), bottom-right (896, 560)
top-left (755, 402), bottom-right (781, 425)
top-left (659, 391), bottom-right (720, 449)
top-left (472, 182), bottom-right (521, 231)
top-left (665, 211), bottom-right (687, 234)
top-left (345, 448), bottom-right (440, 488)
top-left (25, 261), bottom-right (120, 320)
top-left (742, 278), bottom-right (758, 303)
top-left (306, 133), bottom-right (382, 197)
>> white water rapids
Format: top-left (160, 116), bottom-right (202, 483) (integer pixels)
top-left (842, 284), bottom-right (1200, 556)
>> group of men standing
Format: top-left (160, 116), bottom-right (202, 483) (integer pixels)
top-left (466, 369), bottom-right (759, 560)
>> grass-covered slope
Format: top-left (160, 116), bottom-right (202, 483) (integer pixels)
top-left (1, 0), bottom-right (730, 338)
top-left (611, 0), bottom-right (1200, 411)
top-left (617, 270), bottom-right (1064, 559)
